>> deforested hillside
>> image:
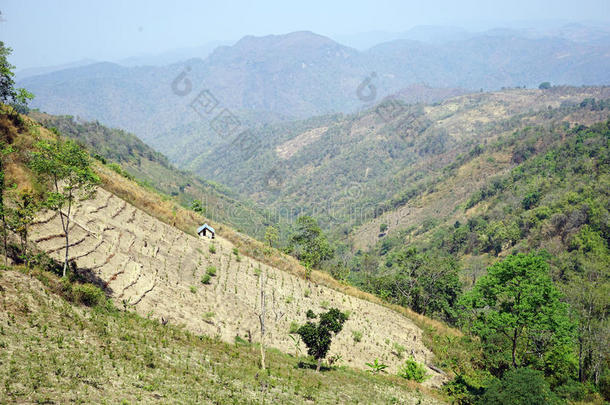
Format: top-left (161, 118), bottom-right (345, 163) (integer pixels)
top-left (0, 107), bottom-right (461, 403)
top-left (29, 182), bottom-right (441, 381)
top-left (0, 268), bottom-right (444, 404)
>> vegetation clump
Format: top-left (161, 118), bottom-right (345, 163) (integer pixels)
top-left (296, 308), bottom-right (348, 372)
top-left (397, 357), bottom-right (428, 382)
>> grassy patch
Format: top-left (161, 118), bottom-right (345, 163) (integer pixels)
top-left (0, 267), bottom-right (444, 404)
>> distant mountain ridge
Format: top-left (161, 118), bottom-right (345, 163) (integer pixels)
top-left (19, 29), bottom-right (610, 164)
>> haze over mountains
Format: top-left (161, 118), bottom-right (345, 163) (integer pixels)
top-left (19, 24), bottom-right (610, 161)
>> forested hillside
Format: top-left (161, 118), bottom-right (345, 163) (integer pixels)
top-left (186, 87), bottom-right (610, 244)
top-left (344, 119), bottom-right (610, 404)
top-left (27, 112), bottom-right (274, 238)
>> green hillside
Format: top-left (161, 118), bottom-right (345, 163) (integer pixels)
top-left (345, 118), bottom-right (610, 403)
top-left (28, 112), bottom-right (276, 238)
top-left (188, 87), bottom-right (610, 243)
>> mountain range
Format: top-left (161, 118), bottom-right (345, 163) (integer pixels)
top-left (19, 28), bottom-right (610, 163)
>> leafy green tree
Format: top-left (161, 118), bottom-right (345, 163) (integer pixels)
top-left (287, 215), bottom-right (333, 268)
top-left (296, 307), bottom-right (347, 371)
top-left (0, 42), bottom-right (33, 110)
top-left (7, 189), bottom-right (38, 266)
top-left (538, 82), bottom-right (552, 90)
top-left (30, 137), bottom-right (100, 276)
top-left (479, 368), bottom-right (561, 405)
top-left (460, 253), bottom-right (574, 374)
top-left (563, 226), bottom-right (609, 385)
top-left (190, 200), bottom-right (205, 214)
top-left (264, 225), bottom-right (278, 247)
top-left (377, 248), bottom-right (461, 322)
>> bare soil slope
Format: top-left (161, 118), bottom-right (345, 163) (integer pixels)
top-left (30, 186), bottom-right (443, 384)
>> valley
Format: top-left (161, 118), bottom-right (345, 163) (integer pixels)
top-left (1, 9), bottom-right (609, 403)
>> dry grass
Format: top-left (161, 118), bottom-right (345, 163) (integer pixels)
top-left (0, 267), bottom-right (446, 404)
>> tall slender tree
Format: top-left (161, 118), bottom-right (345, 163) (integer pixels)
top-left (30, 137), bottom-right (99, 276)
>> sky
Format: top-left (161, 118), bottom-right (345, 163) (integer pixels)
top-left (1, 0), bottom-right (609, 70)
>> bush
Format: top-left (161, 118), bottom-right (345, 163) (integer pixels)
top-left (479, 368), bottom-right (561, 405)
top-left (397, 358), bottom-right (428, 382)
top-left (72, 283), bottom-right (105, 307)
top-left (201, 274), bottom-right (211, 284)
top-left (206, 266), bottom-right (217, 276)
top-left (209, 244), bottom-right (216, 254)
top-left (352, 330), bottom-right (362, 343)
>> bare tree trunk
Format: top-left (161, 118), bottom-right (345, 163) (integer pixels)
top-left (257, 270), bottom-right (267, 370)
top-left (61, 191), bottom-right (73, 278)
top-left (512, 329), bottom-right (518, 368)
top-left (316, 358), bottom-right (322, 372)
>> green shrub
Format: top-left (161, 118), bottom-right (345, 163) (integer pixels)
top-left (206, 266), bottom-right (217, 276)
top-left (189, 286), bottom-right (197, 294)
top-left (352, 330), bottom-right (363, 343)
top-left (107, 162), bottom-right (134, 180)
top-left (397, 358), bottom-right (428, 382)
top-left (289, 321), bottom-right (300, 334)
top-left (201, 274), bottom-right (211, 284)
top-left (479, 368), bottom-right (561, 405)
top-left (72, 283), bottom-right (105, 307)
top-left (209, 244), bottom-right (216, 254)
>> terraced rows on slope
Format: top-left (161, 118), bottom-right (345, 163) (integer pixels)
top-left (30, 187), bottom-right (443, 385)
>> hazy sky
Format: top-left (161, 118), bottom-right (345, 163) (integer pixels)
top-left (1, 0), bottom-right (609, 70)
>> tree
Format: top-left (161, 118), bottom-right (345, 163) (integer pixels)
top-left (190, 200), bottom-right (205, 214)
top-left (538, 82), bottom-right (552, 90)
top-left (30, 137), bottom-right (99, 276)
top-left (287, 215), bottom-right (333, 268)
top-left (382, 248), bottom-right (462, 323)
top-left (563, 226), bottom-right (609, 385)
top-left (460, 253), bottom-right (574, 374)
top-left (7, 189), bottom-right (38, 266)
top-left (0, 42), bottom-right (33, 110)
top-left (264, 225), bottom-right (278, 247)
top-left (296, 307), bottom-right (347, 371)
top-left (255, 268), bottom-right (268, 370)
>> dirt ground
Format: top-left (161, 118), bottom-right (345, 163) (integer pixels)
top-left (30, 187), bottom-right (445, 386)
